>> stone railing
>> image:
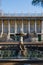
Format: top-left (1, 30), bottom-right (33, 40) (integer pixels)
top-left (0, 13), bottom-right (43, 17)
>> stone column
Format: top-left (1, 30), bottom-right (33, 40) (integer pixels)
top-left (41, 20), bottom-right (43, 41)
top-left (35, 20), bottom-right (37, 33)
top-left (34, 20), bottom-right (38, 41)
top-left (28, 20), bottom-right (30, 33)
top-left (7, 19), bottom-right (10, 39)
top-left (15, 19), bottom-right (17, 41)
top-left (1, 19), bottom-right (3, 37)
top-left (21, 19), bottom-right (23, 32)
top-left (19, 19), bottom-right (24, 43)
top-left (15, 19), bottom-right (17, 33)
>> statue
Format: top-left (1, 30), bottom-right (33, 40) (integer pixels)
top-left (15, 28), bottom-right (28, 57)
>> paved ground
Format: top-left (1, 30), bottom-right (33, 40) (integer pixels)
top-left (0, 62), bottom-right (43, 65)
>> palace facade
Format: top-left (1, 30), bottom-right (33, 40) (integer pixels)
top-left (0, 13), bottom-right (43, 42)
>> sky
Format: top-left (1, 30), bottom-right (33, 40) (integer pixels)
top-left (1, 0), bottom-right (43, 13)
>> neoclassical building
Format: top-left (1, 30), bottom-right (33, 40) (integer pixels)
top-left (0, 13), bottom-right (43, 42)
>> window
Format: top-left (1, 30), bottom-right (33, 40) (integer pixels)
top-left (30, 20), bottom-right (35, 33)
top-left (37, 20), bottom-right (41, 33)
top-left (23, 20), bottom-right (28, 33)
top-left (10, 20), bottom-right (15, 33)
top-left (10, 26), bottom-right (14, 33)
